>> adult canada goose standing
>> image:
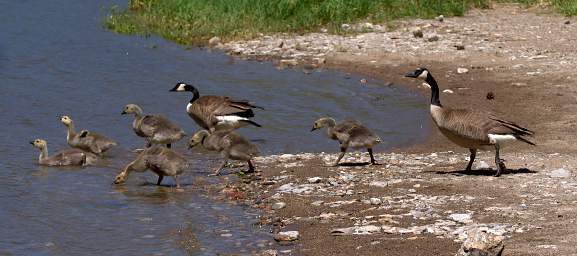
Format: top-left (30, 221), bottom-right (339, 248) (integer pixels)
top-left (404, 67), bottom-right (535, 176)
top-left (30, 139), bottom-right (97, 166)
top-left (113, 145), bottom-right (187, 188)
top-left (169, 82), bottom-right (263, 131)
top-left (188, 129), bottom-right (259, 176)
top-left (311, 117), bottom-right (381, 166)
top-left (121, 104), bottom-right (185, 148)
top-left (60, 116), bottom-right (116, 155)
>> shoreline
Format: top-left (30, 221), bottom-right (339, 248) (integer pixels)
top-left (202, 4), bottom-right (577, 256)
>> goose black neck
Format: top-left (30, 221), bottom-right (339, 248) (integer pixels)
top-left (189, 88), bottom-right (200, 103)
top-left (426, 74), bottom-right (442, 107)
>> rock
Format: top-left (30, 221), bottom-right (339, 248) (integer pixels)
top-left (259, 249), bottom-right (278, 256)
top-left (272, 202), bottom-right (286, 210)
top-left (280, 59), bottom-right (298, 66)
top-left (360, 22), bottom-right (374, 30)
top-left (455, 228), bottom-right (505, 256)
top-left (457, 68), bottom-right (469, 74)
top-left (565, 20), bottom-right (571, 25)
top-left (411, 27), bottom-right (423, 38)
top-left (443, 89), bottom-right (454, 94)
top-left (449, 213), bottom-right (473, 223)
top-left (331, 225), bottom-right (381, 236)
top-left (427, 34), bottom-right (439, 42)
top-left (455, 44), bottom-right (465, 50)
top-left (341, 24), bottom-right (351, 30)
top-left (436, 15), bottom-right (445, 22)
top-left (476, 161), bottom-right (490, 169)
top-left (208, 36), bottom-right (221, 47)
top-left (274, 231), bottom-right (299, 242)
top-left (549, 168), bottom-right (571, 178)
top-left (307, 177), bottom-right (322, 183)
top-left (486, 92), bottom-right (495, 100)
top-left (370, 198), bottom-right (382, 205)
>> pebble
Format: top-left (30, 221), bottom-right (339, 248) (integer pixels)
top-left (443, 89), bottom-right (454, 94)
top-left (221, 233), bottom-right (233, 237)
top-left (411, 27), bottom-right (424, 38)
top-left (274, 231), bottom-right (299, 242)
top-left (307, 177), bottom-right (323, 183)
top-left (456, 228), bottom-right (504, 256)
top-left (272, 202), bottom-right (287, 210)
top-left (476, 161), bottom-right (490, 169)
top-left (436, 15), bottom-right (445, 22)
top-left (370, 198), bottom-right (382, 205)
top-left (457, 68), bottom-right (469, 74)
top-left (449, 213), bottom-right (473, 223)
top-left (427, 34), bottom-right (439, 42)
top-left (550, 168), bottom-right (571, 178)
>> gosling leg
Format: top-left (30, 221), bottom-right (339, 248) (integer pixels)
top-left (213, 158), bottom-right (228, 176)
top-left (156, 175), bottom-right (164, 186)
top-left (246, 160), bottom-right (255, 173)
top-left (466, 148), bottom-right (477, 171)
top-left (367, 148), bottom-right (378, 165)
top-left (334, 146), bottom-right (347, 166)
top-left (174, 175), bottom-right (180, 188)
top-left (494, 144), bottom-right (506, 177)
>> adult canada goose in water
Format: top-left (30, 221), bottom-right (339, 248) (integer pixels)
top-left (113, 145), bottom-right (187, 188)
top-left (121, 104), bottom-right (185, 148)
top-left (405, 67), bottom-right (535, 176)
top-left (188, 129), bottom-right (259, 176)
top-left (311, 117), bottom-right (381, 166)
top-left (169, 82), bottom-right (263, 131)
top-left (30, 139), bottom-right (97, 166)
top-left (60, 116), bottom-right (116, 155)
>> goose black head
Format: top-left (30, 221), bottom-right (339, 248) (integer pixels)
top-left (404, 67), bottom-right (429, 80)
top-left (170, 82), bottom-right (196, 92)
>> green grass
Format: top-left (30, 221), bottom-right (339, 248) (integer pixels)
top-left (105, 0), bottom-right (576, 45)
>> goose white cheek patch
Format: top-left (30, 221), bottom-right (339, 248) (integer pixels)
top-left (418, 70), bottom-right (429, 80)
top-left (177, 84), bottom-right (186, 91)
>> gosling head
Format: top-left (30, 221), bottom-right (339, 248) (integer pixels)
top-left (121, 104), bottom-right (142, 115)
top-left (30, 139), bottom-right (47, 149)
top-left (311, 117), bottom-right (335, 132)
top-left (113, 171), bottom-right (127, 185)
top-left (60, 115), bottom-right (73, 126)
top-left (188, 130), bottom-right (209, 149)
top-left (170, 82), bottom-right (196, 92)
top-left (404, 67), bottom-right (429, 81)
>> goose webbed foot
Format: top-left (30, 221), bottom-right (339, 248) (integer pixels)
top-left (495, 159), bottom-right (506, 177)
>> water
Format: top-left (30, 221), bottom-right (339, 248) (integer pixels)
top-left (0, 0), bottom-right (429, 255)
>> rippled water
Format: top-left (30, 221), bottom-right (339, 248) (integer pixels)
top-left (0, 0), bottom-right (429, 255)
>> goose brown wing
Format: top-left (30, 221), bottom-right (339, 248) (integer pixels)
top-left (213, 97), bottom-right (258, 118)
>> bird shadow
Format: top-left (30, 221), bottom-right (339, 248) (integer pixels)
top-left (436, 168), bottom-right (537, 176)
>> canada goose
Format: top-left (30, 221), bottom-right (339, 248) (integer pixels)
top-left (121, 104), bottom-right (185, 148)
top-left (311, 117), bottom-right (381, 166)
top-left (169, 82), bottom-right (263, 131)
top-left (30, 139), bottom-right (97, 166)
top-left (188, 129), bottom-right (259, 176)
top-left (113, 145), bottom-right (187, 188)
top-left (405, 67), bottom-right (535, 176)
top-left (60, 115), bottom-right (117, 155)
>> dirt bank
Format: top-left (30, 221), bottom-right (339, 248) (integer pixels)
top-left (207, 4), bottom-right (577, 256)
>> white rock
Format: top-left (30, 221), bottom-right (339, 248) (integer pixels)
top-left (370, 198), bottom-right (382, 205)
top-left (307, 177), bottom-right (323, 183)
top-left (331, 225), bottom-right (381, 236)
top-left (411, 27), bottom-right (423, 38)
top-left (476, 161), bottom-right (490, 169)
top-left (274, 231), bottom-right (299, 242)
top-left (449, 213), bottom-right (472, 223)
top-left (208, 36), bottom-right (221, 46)
top-left (456, 228), bottom-right (504, 256)
top-left (550, 168), bottom-right (571, 178)
top-left (436, 15), bottom-right (444, 22)
top-left (443, 89), bottom-right (454, 94)
top-left (341, 24), bottom-right (351, 30)
top-left (272, 202), bottom-right (286, 210)
top-left (457, 68), bottom-right (469, 74)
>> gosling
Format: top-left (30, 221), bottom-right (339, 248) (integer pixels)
top-left (30, 139), bottom-right (97, 166)
top-left (113, 145), bottom-right (187, 188)
top-left (60, 115), bottom-right (116, 155)
top-left (121, 104), bottom-right (185, 148)
top-left (311, 117), bottom-right (381, 166)
top-left (188, 130), bottom-right (259, 176)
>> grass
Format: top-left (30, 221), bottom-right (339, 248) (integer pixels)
top-left (105, 0), bottom-right (576, 45)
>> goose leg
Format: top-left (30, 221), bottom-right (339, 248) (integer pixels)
top-left (494, 144), bottom-right (506, 177)
top-left (334, 146), bottom-right (347, 166)
top-left (246, 160), bottom-right (255, 173)
top-left (367, 148), bottom-right (378, 165)
top-left (166, 144), bottom-right (171, 148)
top-left (466, 148), bottom-right (477, 171)
top-left (174, 175), bottom-right (180, 188)
top-left (156, 175), bottom-right (164, 186)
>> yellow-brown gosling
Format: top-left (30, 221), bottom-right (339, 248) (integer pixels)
top-left (60, 115), bottom-right (116, 155)
top-left (121, 104), bottom-right (185, 148)
top-left (30, 139), bottom-right (97, 166)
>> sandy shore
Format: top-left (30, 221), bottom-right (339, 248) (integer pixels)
top-left (206, 4), bottom-right (577, 256)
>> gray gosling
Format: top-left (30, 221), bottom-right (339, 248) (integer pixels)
top-left (170, 82), bottom-right (263, 132)
top-left (121, 104), bottom-right (185, 148)
top-left (30, 139), bottom-right (97, 166)
top-left (60, 115), bottom-right (117, 155)
top-left (405, 67), bottom-right (535, 177)
top-left (311, 117), bottom-right (381, 166)
top-left (113, 145), bottom-right (187, 188)
top-left (188, 130), bottom-right (259, 176)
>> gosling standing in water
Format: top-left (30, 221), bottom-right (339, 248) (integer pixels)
top-left (30, 139), bottom-right (97, 166)
top-left (311, 117), bottom-right (381, 166)
top-left (121, 104), bottom-right (185, 148)
top-left (188, 130), bottom-right (259, 176)
top-left (113, 145), bottom-right (187, 188)
top-left (404, 67), bottom-right (535, 176)
top-left (60, 115), bottom-right (116, 155)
